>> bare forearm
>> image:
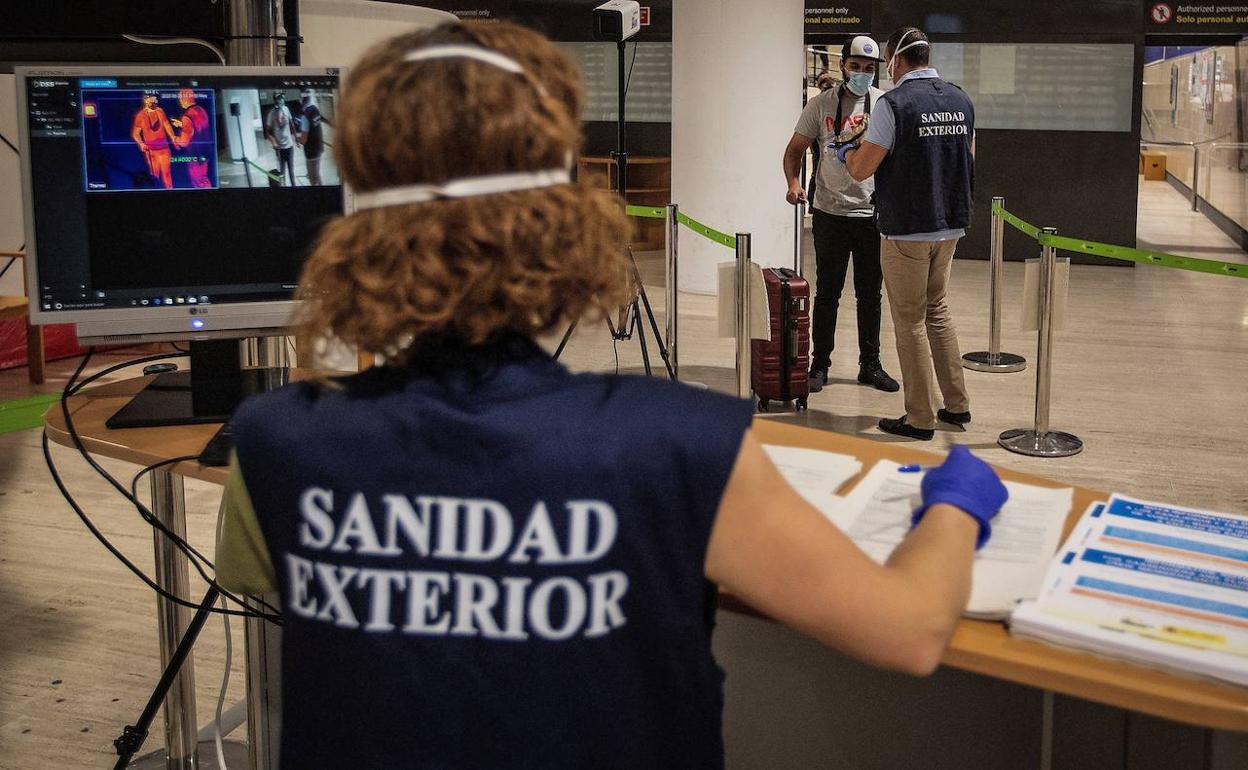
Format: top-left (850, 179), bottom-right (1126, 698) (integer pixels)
top-left (783, 146), bottom-right (804, 187)
top-left (884, 504), bottom-right (978, 658)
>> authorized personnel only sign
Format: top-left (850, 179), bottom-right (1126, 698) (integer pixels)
top-left (1147, 3), bottom-right (1248, 31)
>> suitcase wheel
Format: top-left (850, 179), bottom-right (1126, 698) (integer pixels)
top-left (796, 397), bottom-right (808, 411)
top-left (757, 398), bottom-right (770, 413)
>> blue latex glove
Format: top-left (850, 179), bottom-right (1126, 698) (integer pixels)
top-left (835, 142), bottom-right (858, 164)
top-left (910, 445), bottom-right (1008, 549)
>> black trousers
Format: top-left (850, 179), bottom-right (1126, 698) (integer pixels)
top-left (277, 146), bottom-right (296, 186)
top-left (810, 208), bottom-right (883, 371)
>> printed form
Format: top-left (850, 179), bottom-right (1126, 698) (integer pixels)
top-left (1012, 496), bottom-right (1248, 686)
top-left (761, 445), bottom-right (861, 530)
top-left (840, 460), bottom-right (1073, 618)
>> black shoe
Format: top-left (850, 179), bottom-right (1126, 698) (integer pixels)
top-left (878, 416), bottom-right (934, 440)
top-left (858, 363), bottom-right (900, 393)
top-left (938, 408), bottom-right (971, 425)
top-left (808, 367), bottom-right (828, 393)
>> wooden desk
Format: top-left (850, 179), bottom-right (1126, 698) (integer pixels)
top-left (745, 420), bottom-right (1248, 733)
top-left (44, 379), bottom-right (1248, 743)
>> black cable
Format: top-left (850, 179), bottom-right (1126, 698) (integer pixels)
top-left (60, 350), bottom-right (281, 620)
top-left (43, 431), bottom-right (266, 619)
top-left (0, 130), bottom-right (17, 156)
top-left (126, 455), bottom-right (281, 617)
top-left (624, 41), bottom-right (639, 97)
top-left (0, 258), bottom-right (14, 282)
top-left (48, 350), bottom-right (280, 622)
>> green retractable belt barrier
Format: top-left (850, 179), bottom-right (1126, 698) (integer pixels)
top-left (1039, 233), bottom-right (1248, 279)
top-left (624, 205), bottom-right (738, 249)
top-left (992, 202), bottom-right (1247, 280)
top-left (992, 203), bottom-right (1041, 240)
top-left (624, 205), bottom-right (665, 219)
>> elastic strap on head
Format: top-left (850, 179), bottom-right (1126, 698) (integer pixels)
top-left (353, 168), bottom-right (572, 211)
top-left (403, 44), bottom-right (526, 74)
top-left (890, 30), bottom-right (929, 63)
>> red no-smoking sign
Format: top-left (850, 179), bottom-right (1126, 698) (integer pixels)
top-left (1151, 3), bottom-right (1173, 24)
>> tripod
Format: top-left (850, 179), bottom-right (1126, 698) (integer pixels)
top-left (554, 39), bottom-right (675, 380)
top-left (113, 587), bottom-right (220, 769)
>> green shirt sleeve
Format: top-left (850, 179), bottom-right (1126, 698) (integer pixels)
top-left (215, 452), bottom-right (278, 595)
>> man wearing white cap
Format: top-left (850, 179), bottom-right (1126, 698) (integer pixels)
top-left (783, 35), bottom-right (899, 396)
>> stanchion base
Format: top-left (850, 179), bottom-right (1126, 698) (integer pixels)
top-left (998, 429), bottom-right (1084, 458)
top-left (962, 351), bottom-right (1027, 373)
top-left (128, 739), bottom-right (249, 769)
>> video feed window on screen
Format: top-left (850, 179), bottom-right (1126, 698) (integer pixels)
top-left (83, 87), bottom-right (218, 191)
top-left (24, 71), bottom-right (343, 314)
top-left (219, 88), bottom-right (339, 188)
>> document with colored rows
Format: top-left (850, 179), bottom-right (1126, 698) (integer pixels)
top-left (1010, 496), bottom-right (1248, 687)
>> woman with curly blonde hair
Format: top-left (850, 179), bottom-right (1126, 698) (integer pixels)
top-left (216, 20), bottom-right (1007, 769)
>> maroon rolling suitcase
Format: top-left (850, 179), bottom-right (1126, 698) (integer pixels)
top-left (751, 267), bottom-right (810, 412)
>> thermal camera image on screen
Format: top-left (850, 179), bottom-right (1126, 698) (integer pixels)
top-left (218, 88), bottom-right (340, 188)
top-left (82, 88), bottom-right (218, 192)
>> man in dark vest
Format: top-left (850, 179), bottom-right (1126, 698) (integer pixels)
top-left (839, 26), bottom-right (975, 441)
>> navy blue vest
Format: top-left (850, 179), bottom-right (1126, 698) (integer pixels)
top-left (874, 77), bottom-right (976, 236)
top-left (231, 337), bottom-right (754, 769)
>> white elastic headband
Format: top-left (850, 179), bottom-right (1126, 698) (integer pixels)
top-left (889, 31), bottom-right (929, 67)
top-left (353, 168), bottom-right (572, 211)
top-left (403, 44), bottom-right (525, 74)
top-left (352, 44), bottom-right (569, 211)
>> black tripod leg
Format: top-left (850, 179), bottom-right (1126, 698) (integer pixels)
top-left (636, 283), bottom-right (676, 380)
top-left (113, 586), bottom-right (222, 770)
top-left (632, 298), bottom-right (652, 376)
top-left (553, 319), bottom-right (579, 360)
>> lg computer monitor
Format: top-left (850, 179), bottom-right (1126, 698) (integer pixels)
top-left (16, 65), bottom-right (350, 344)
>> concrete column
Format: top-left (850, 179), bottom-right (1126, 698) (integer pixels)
top-left (672, 0), bottom-right (804, 293)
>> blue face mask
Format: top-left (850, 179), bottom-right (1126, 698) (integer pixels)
top-left (846, 71), bottom-right (874, 96)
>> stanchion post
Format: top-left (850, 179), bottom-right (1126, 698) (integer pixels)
top-left (963, 196), bottom-right (1026, 373)
top-left (665, 203), bottom-right (679, 379)
top-left (998, 227), bottom-right (1083, 458)
top-left (735, 233), bottom-right (752, 399)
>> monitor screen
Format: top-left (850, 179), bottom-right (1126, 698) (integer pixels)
top-left (18, 66), bottom-right (347, 341)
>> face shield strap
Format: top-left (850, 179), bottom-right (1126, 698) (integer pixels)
top-left (353, 168), bottom-right (573, 211)
top-left (887, 32), bottom-right (929, 78)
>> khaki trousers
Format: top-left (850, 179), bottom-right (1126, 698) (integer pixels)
top-left (880, 237), bottom-right (971, 429)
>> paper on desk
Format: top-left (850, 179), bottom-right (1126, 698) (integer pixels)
top-left (839, 460), bottom-right (1073, 618)
top-left (762, 445), bottom-right (862, 530)
top-left (717, 261), bottom-right (771, 341)
top-left (1010, 496), bottom-right (1248, 686)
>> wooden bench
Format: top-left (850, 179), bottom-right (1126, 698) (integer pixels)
top-left (0, 252), bottom-right (45, 385)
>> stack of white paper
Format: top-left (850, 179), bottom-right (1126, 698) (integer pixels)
top-left (762, 445), bottom-right (862, 530)
top-left (1010, 495), bottom-right (1248, 687)
top-left (838, 460), bottom-right (1073, 619)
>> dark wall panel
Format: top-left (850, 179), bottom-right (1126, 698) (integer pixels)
top-left (583, 121), bottom-right (670, 157)
top-left (964, 130), bottom-right (1139, 266)
top-left (873, 0), bottom-right (1140, 38)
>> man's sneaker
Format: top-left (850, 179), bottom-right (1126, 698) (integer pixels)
top-left (938, 408), bottom-right (971, 425)
top-left (808, 368), bottom-right (829, 393)
top-left (878, 416), bottom-right (934, 440)
top-left (858, 363), bottom-right (900, 393)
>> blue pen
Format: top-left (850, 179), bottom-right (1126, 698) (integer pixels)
top-left (897, 464), bottom-right (937, 473)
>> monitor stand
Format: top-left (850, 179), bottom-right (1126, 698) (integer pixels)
top-left (106, 339), bottom-right (290, 429)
